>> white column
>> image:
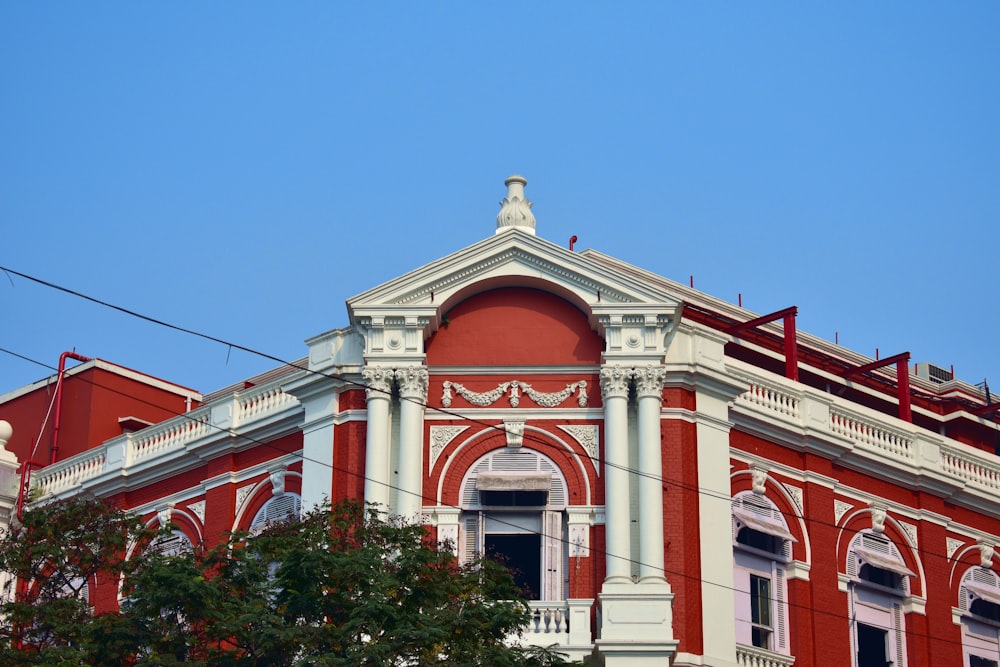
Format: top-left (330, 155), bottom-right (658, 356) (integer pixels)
top-left (600, 365), bottom-right (632, 584)
top-left (634, 364), bottom-right (667, 583)
top-left (362, 365), bottom-right (394, 510)
top-left (395, 366), bottom-right (428, 520)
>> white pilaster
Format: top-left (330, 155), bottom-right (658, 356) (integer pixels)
top-left (600, 364), bottom-right (632, 584)
top-left (634, 364), bottom-right (667, 583)
top-left (283, 376), bottom-right (339, 511)
top-left (363, 366), bottom-right (394, 510)
top-left (395, 365), bottom-right (428, 520)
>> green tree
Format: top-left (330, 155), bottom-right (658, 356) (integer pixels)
top-left (0, 498), bottom-right (574, 666)
top-left (0, 494), bottom-right (156, 666)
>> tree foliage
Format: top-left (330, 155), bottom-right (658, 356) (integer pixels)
top-left (0, 497), bottom-right (573, 666)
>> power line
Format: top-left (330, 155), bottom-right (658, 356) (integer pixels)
top-left (0, 345), bottom-right (978, 650)
top-left (0, 265), bottom-right (986, 570)
top-left (0, 272), bottom-right (994, 649)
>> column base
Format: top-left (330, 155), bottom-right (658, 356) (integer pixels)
top-left (596, 580), bottom-right (677, 666)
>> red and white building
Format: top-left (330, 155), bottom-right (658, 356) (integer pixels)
top-left (2, 176), bottom-right (1000, 666)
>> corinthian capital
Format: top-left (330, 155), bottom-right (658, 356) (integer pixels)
top-left (599, 365), bottom-right (631, 399)
top-left (362, 365), bottom-right (394, 400)
top-left (633, 364), bottom-right (666, 399)
top-left (395, 366), bottom-right (429, 401)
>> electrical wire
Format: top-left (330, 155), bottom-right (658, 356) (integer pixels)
top-left (1, 345), bottom-right (991, 651)
top-left (0, 270), bottom-right (995, 650)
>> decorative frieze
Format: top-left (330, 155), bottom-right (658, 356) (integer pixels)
top-left (946, 537), bottom-right (965, 559)
top-left (235, 484), bottom-right (255, 513)
top-left (441, 380), bottom-right (588, 409)
top-left (782, 483), bottom-right (804, 514)
top-left (898, 520), bottom-right (918, 548)
top-left (428, 426), bottom-right (469, 471)
top-left (187, 500), bottom-right (206, 524)
top-left (558, 425), bottom-right (600, 470)
top-left (834, 499), bottom-right (854, 525)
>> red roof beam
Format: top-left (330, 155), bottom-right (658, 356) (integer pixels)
top-left (725, 306), bottom-right (799, 382)
top-left (839, 352), bottom-right (912, 422)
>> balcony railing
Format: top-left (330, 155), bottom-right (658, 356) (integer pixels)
top-left (31, 381), bottom-right (301, 498)
top-left (730, 360), bottom-right (1000, 513)
top-left (736, 644), bottom-right (796, 667)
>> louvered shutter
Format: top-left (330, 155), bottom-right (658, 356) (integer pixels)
top-left (251, 493), bottom-right (302, 532)
top-left (542, 510), bottom-right (564, 600)
top-left (775, 567), bottom-right (787, 650)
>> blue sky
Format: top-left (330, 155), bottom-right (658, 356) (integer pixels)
top-left (2, 3), bottom-right (998, 397)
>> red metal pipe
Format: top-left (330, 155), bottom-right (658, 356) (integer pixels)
top-left (839, 352), bottom-right (912, 422)
top-left (569, 235), bottom-right (578, 251)
top-left (50, 351), bottom-right (92, 465)
top-left (725, 306), bottom-right (799, 382)
top-left (15, 460), bottom-right (45, 521)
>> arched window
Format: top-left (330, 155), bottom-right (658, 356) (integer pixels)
top-left (250, 493), bottom-right (302, 533)
top-left (148, 530), bottom-right (193, 558)
top-left (847, 530), bottom-right (913, 667)
top-left (732, 492), bottom-right (795, 655)
top-left (960, 567), bottom-right (1000, 667)
top-left (459, 448), bottom-right (568, 601)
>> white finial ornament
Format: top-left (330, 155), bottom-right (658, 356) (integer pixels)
top-left (496, 175), bottom-right (536, 235)
top-left (0, 420), bottom-right (16, 464)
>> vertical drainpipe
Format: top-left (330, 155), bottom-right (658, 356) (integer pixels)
top-left (50, 351), bottom-right (92, 465)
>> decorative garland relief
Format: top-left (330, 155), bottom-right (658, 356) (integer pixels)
top-left (441, 380), bottom-right (588, 409)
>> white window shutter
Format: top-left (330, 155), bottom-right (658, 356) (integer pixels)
top-left (733, 565), bottom-right (753, 646)
top-left (542, 510), bottom-right (563, 601)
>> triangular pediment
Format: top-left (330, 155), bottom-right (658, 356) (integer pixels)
top-left (345, 230), bottom-right (683, 362)
top-left (349, 230), bottom-right (680, 319)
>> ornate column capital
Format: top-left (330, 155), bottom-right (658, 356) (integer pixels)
top-left (599, 365), bottom-right (631, 400)
top-left (362, 365), bottom-right (394, 401)
top-left (395, 366), bottom-right (429, 401)
top-left (633, 363), bottom-right (666, 400)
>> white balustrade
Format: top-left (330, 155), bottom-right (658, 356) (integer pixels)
top-left (829, 407), bottom-right (913, 460)
top-left (736, 374), bottom-right (801, 419)
top-left (130, 406), bottom-right (212, 463)
top-left (526, 601), bottom-right (569, 636)
top-left (29, 380), bottom-right (300, 500)
top-left (33, 447), bottom-right (108, 496)
top-left (941, 443), bottom-right (1000, 492)
top-left (235, 384), bottom-right (297, 426)
top-left (736, 644), bottom-right (796, 667)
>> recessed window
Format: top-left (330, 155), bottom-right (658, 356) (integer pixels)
top-left (856, 623), bottom-right (890, 667)
top-left (738, 526), bottom-right (782, 556)
top-left (480, 490), bottom-right (548, 507)
top-left (750, 573), bottom-right (773, 650)
top-left (732, 492), bottom-right (792, 656)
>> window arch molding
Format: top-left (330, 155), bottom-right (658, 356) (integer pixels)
top-left (457, 447), bottom-right (570, 601)
top-left (731, 490), bottom-right (794, 656)
top-left (729, 466), bottom-right (810, 565)
top-left (233, 470), bottom-right (303, 532)
top-left (841, 527), bottom-right (916, 667)
top-left (957, 565), bottom-right (1000, 667)
top-left (435, 426), bottom-right (590, 507)
top-left (128, 507), bottom-right (202, 561)
top-left (836, 509), bottom-right (924, 599)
